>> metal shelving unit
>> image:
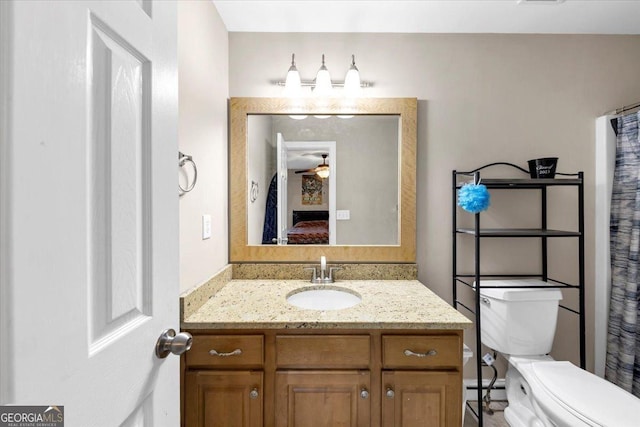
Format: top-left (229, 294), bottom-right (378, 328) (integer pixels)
top-left (452, 164), bottom-right (585, 427)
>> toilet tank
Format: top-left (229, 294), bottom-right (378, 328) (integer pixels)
top-left (476, 279), bottom-right (563, 355)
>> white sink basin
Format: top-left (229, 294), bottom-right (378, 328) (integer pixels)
top-left (286, 287), bottom-right (362, 310)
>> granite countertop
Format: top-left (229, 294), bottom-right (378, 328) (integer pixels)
top-left (182, 280), bottom-right (472, 330)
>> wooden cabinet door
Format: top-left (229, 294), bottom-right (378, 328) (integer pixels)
top-left (381, 371), bottom-right (461, 427)
top-left (275, 370), bottom-right (371, 427)
top-left (184, 370), bottom-right (263, 427)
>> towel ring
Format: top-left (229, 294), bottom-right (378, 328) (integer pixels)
top-left (178, 151), bottom-right (198, 195)
top-left (250, 181), bottom-right (259, 203)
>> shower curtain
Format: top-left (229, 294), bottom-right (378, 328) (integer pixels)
top-left (606, 111), bottom-right (640, 397)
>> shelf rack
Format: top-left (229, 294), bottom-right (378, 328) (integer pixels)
top-left (452, 164), bottom-right (585, 427)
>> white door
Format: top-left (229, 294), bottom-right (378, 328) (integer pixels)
top-left (282, 140), bottom-right (337, 245)
top-left (276, 133), bottom-right (289, 245)
top-left (0, 1), bottom-right (180, 426)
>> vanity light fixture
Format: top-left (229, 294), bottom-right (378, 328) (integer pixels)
top-left (275, 53), bottom-right (372, 96)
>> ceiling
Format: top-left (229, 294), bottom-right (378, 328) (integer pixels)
top-left (212, 0), bottom-right (640, 34)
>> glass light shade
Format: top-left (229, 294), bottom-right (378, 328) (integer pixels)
top-left (343, 55), bottom-right (362, 97)
top-left (284, 67), bottom-right (301, 97)
top-left (283, 53), bottom-right (302, 97)
top-left (344, 68), bottom-right (361, 97)
top-left (314, 54), bottom-right (332, 97)
top-left (314, 70), bottom-right (332, 97)
top-left (316, 166), bottom-right (330, 179)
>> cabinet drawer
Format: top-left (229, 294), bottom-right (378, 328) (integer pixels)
top-left (276, 335), bottom-right (370, 368)
top-left (186, 335), bottom-right (264, 368)
top-left (382, 335), bottom-right (460, 369)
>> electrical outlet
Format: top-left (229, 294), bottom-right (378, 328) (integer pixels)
top-left (202, 214), bottom-right (212, 240)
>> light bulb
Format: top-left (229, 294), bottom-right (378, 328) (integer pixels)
top-left (343, 54), bottom-right (361, 98)
top-left (284, 53), bottom-right (301, 97)
top-left (314, 54), bottom-right (332, 97)
top-left (316, 166), bottom-right (330, 179)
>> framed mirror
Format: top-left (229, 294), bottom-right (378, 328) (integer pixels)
top-left (230, 97), bottom-right (417, 262)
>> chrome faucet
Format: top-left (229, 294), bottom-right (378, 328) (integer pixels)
top-left (320, 255), bottom-right (327, 280)
top-left (305, 256), bottom-right (341, 283)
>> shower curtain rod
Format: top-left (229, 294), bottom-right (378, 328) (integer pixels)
top-left (604, 101), bottom-right (640, 116)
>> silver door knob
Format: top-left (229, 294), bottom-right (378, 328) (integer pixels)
top-left (386, 388), bottom-right (395, 398)
top-left (155, 329), bottom-right (193, 359)
top-left (360, 388), bottom-right (369, 399)
top-left (249, 388), bottom-right (259, 399)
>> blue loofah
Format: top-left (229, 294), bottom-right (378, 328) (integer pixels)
top-left (458, 183), bottom-right (491, 213)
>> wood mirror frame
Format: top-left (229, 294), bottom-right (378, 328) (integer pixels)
top-left (229, 97), bottom-right (417, 262)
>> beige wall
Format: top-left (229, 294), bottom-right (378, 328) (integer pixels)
top-left (229, 32), bottom-right (640, 370)
top-left (178, 2), bottom-right (229, 294)
top-left (246, 115), bottom-right (272, 245)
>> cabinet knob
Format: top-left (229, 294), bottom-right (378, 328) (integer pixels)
top-left (249, 388), bottom-right (259, 400)
top-left (360, 388), bottom-right (369, 399)
top-left (386, 388), bottom-right (395, 398)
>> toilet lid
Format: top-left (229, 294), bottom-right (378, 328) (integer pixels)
top-left (530, 361), bottom-right (640, 426)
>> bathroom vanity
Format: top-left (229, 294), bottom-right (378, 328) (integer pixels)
top-left (181, 279), bottom-right (471, 426)
top-left (180, 97), bottom-right (470, 425)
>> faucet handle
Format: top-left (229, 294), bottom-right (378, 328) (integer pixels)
top-left (304, 267), bottom-right (318, 282)
top-left (328, 267), bottom-right (342, 281)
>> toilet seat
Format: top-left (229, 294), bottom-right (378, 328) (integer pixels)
top-left (515, 358), bottom-right (640, 426)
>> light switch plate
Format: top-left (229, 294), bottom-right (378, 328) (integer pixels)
top-left (336, 210), bottom-right (350, 220)
top-left (202, 214), bottom-right (212, 240)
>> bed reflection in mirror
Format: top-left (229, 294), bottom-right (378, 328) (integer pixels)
top-left (247, 114), bottom-right (400, 246)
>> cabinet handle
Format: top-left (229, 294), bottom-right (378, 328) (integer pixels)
top-left (386, 388), bottom-right (395, 398)
top-left (360, 388), bottom-right (369, 399)
top-left (249, 388), bottom-right (259, 400)
top-left (209, 348), bottom-right (242, 357)
top-left (404, 349), bottom-right (437, 358)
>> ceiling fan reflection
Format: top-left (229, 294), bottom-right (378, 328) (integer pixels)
top-left (295, 154), bottom-right (330, 178)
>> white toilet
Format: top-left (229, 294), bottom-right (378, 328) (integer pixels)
top-left (478, 279), bottom-right (640, 427)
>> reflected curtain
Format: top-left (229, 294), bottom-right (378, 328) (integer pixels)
top-left (606, 111), bottom-right (640, 397)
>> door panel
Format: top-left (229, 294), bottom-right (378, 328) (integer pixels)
top-left (275, 370), bottom-right (371, 427)
top-left (88, 11), bottom-right (153, 351)
top-left (1, 1), bottom-right (178, 425)
top-left (184, 371), bottom-right (263, 427)
top-left (381, 371), bottom-right (461, 427)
